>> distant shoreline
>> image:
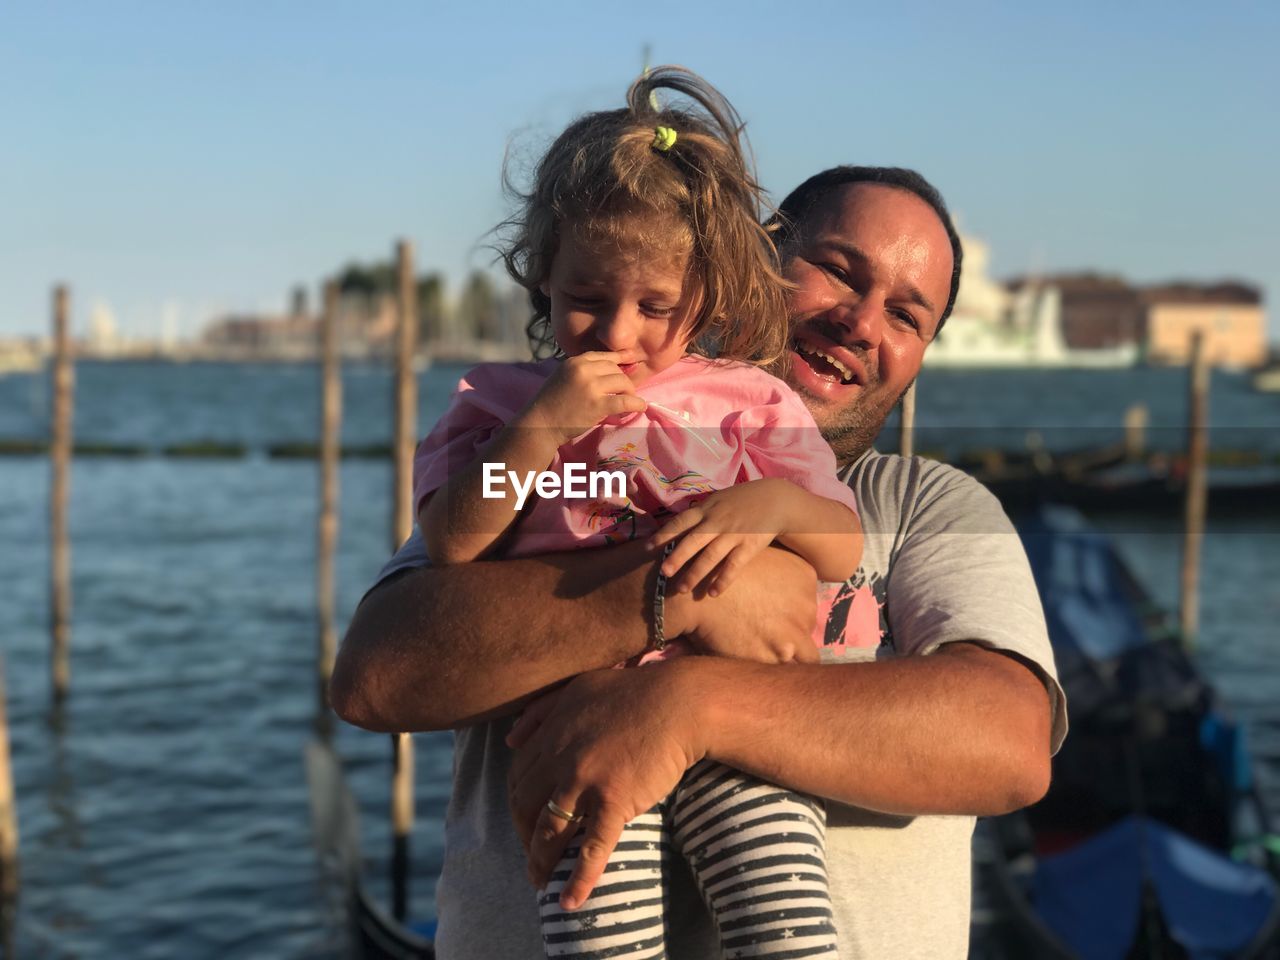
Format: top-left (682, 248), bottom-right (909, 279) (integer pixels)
top-left (2, 340), bottom-right (536, 369)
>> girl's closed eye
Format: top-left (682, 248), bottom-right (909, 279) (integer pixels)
top-left (642, 303), bottom-right (677, 319)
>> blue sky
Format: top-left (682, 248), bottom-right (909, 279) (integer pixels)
top-left (2, 0), bottom-right (1277, 342)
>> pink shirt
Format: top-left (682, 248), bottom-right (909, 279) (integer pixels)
top-left (414, 355), bottom-right (858, 558)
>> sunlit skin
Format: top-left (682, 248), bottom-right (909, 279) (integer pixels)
top-left (542, 228), bottom-right (701, 386)
top-left (781, 183), bottom-right (954, 466)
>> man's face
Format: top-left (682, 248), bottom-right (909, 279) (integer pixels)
top-left (780, 183), bottom-right (953, 466)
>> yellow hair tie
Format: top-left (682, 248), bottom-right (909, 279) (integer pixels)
top-left (652, 126), bottom-right (677, 152)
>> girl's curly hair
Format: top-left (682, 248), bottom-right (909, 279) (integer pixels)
top-left (497, 66), bottom-right (790, 365)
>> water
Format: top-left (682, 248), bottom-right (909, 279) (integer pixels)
top-left (2, 361), bottom-right (1276, 458)
top-left (903, 365), bottom-right (1280, 458)
top-left (1, 361), bottom-right (1277, 958)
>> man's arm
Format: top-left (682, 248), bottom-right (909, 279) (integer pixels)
top-left (508, 644), bottom-right (1052, 902)
top-left (329, 540), bottom-right (820, 732)
top-left (691, 644), bottom-right (1051, 815)
top-left (329, 542), bottom-right (654, 732)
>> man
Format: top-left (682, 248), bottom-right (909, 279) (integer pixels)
top-left (331, 166), bottom-right (1067, 959)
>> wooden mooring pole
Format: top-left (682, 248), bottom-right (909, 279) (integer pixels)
top-left (1180, 331), bottom-right (1209, 647)
top-left (899, 381), bottom-right (917, 459)
top-left (390, 239), bottom-right (419, 922)
top-left (51, 285), bottom-right (73, 703)
top-left (316, 281), bottom-right (342, 716)
top-left (0, 658), bottom-right (18, 900)
top-left (1124, 403), bottom-right (1148, 462)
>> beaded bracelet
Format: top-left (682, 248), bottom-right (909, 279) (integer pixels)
top-left (651, 541), bottom-right (677, 652)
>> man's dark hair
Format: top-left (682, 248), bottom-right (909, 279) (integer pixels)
top-left (772, 166), bottom-right (964, 332)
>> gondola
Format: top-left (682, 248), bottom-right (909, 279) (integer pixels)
top-left (977, 506), bottom-right (1280, 959)
top-left (305, 737), bottom-right (435, 959)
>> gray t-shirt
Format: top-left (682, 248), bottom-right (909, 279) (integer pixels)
top-left (370, 451), bottom-right (1068, 959)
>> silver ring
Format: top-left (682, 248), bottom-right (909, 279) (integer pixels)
top-left (546, 799), bottom-right (584, 823)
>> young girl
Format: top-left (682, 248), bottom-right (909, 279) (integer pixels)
top-left (415, 67), bottom-right (858, 959)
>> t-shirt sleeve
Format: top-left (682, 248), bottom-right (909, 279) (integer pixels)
top-left (366, 528), bottom-right (431, 598)
top-left (860, 457), bottom-right (1068, 754)
top-left (412, 364), bottom-right (529, 514)
top-left (737, 383), bottom-right (860, 518)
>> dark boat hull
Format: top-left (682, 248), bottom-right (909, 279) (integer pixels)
top-left (306, 738), bottom-right (435, 959)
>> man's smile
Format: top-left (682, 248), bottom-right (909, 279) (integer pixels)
top-left (791, 338), bottom-right (863, 385)
top-left (787, 325), bottom-right (875, 401)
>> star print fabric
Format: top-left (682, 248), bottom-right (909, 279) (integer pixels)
top-left (538, 760), bottom-right (837, 957)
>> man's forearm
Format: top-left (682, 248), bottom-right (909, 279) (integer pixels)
top-left (330, 542), bottom-right (655, 732)
top-left (683, 642), bottom-right (1053, 816)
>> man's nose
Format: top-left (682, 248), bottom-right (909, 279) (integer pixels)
top-left (830, 297), bottom-right (884, 350)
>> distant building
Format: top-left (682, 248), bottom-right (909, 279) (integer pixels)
top-left (88, 302), bottom-right (122, 355)
top-left (198, 291), bottom-right (404, 361)
top-left (952, 236), bottom-right (1010, 324)
top-left (1009, 273), bottom-right (1147, 351)
top-left (1003, 273), bottom-right (1267, 368)
top-left (498, 285), bottom-right (533, 354)
top-left (0, 337), bottom-right (44, 373)
top-left (1143, 282), bottom-right (1266, 368)
top-left (345, 294), bottom-right (397, 357)
top-left (926, 238), bottom-right (1135, 368)
top-left (200, 313), bottom-right (318, 358)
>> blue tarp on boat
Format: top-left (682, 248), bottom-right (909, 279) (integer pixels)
top-left (1017, 507), bottom-right (1203, 718)
top-left (1033, 815), bottom-right (1276, 959)
top-left (1019, 507), bottom-right (1148, 663)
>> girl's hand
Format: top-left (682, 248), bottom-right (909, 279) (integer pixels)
top-left (648, 479), bottom-right (794, 597)
top-left (519, 351), bottom-right (647, 445)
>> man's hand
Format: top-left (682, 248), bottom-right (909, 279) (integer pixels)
top-left (504, 664), bottom-right (703, 910)
top-left (665, 545), bottom-right (820, 664)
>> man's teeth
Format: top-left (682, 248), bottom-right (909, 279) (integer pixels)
top-left (796, 341), bottom-right (856, 384)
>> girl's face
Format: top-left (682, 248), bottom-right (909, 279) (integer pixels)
top-left (542, 229), bottom-right (702, 386)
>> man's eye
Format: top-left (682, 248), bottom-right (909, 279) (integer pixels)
top-left (892, 309), bottom-right (919, 330)
top-left (817, 262), bottom-right (849, 286)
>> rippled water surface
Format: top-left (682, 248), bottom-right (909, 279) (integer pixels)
top-left (0, 362), bottom-right (1277, 958)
